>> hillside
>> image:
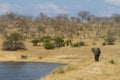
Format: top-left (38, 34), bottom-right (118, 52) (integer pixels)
top-left (0, 12), bottom-right (120, 41)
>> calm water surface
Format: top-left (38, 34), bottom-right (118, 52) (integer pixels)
top-left (0, 62), bottom-right (65, 80)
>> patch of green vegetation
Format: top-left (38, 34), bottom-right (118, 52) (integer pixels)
top-left (40, 36), bottom-right (52, 43)
top-left (2, 32), bottom-right (26, 51)
top-left (109, 59), bottom-right (115, 64)
top-left (21, 54), bottom-right (28, 59)
top-left (53, 36), bottom-right (64, 48)
top-left (71, 41), bottom-right (85, 47)
top-left (71, 42), bottom-right (80, 47)
top-left (31, 39), bottom-right (39, 46)
top-left (102, 42), bottom-right (106, 46)
top-left (43, 42), bottom-right (55, 50)
top-left (105, 31), bottom-right (116, 45)
top-left (64, 40), bottom-right (72, 46)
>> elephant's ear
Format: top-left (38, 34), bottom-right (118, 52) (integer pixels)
top-left (91, 48), bottom-right (95, 53)
top-left (97, 48), bottom-right (101, 53)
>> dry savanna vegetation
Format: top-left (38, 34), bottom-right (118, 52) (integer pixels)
top-left (0, 11), bottom-right (120, 80)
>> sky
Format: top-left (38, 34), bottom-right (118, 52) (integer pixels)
top-left (0, 0), bottom-right (120, 17)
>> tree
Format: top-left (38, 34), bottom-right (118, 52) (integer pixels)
top-left (78, 11), bottom-right (91, 23)
top-left (6, 32), bottom-right (22, 43)
top-left (111, 14), bottom-right (120, 24)
top-left (2, 32), bottom-right (26, 50)
top-left (37, 24), bottom-right (45, 37)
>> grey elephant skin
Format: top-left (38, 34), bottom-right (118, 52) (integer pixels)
top-left (91, 48), bottom-right (101, 62)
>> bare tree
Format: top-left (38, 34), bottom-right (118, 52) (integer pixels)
top-left (78, 11), bottom-right (91, 23)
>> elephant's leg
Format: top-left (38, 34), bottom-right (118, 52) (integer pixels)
top-left (94, 54), bottom-right (100, 61)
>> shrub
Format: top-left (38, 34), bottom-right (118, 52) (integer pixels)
top-left (43, 42), bottom-right (55, 50)
top-left (64, 40), bottom-right (72, 46)
top-left (105, 31), bottom-right (116, 45)
top-left (53, 37), bottom-right (64, 48)
top-left (31, 39), bottom-right (39, 46)
top-left (21, 54), bottom-right (27, 59)
top-left (40, 36), bottom-right (52, 43)
top-left (102, 42), bottom-right (106, 46)
top-left (71, 41), bottom-right (85, 47)
top-left (2, 32), bottom-right (26, 51)
top-left (79, 41), bottom-right (85, 46)
top-left (109, 59), bottom-right (115, 64)
top-left (7, 32), bottom-right (22, 43)
top-left (2, 41), bottom-right (26, 51)
top-left (71, 42), bottom-right (79, 47)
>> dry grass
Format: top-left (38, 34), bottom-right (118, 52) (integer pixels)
top-left (0, 40), bottom-right (120, 80)
top-left (40, 41), bottom-right (120, 80)
top-left (51, 65), bottom-right (76, 74)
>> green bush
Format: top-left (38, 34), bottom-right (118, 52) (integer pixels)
top-left (71, 41), bottom-right (85, 47)
top-left (105, 31), bottom-right (116, 45)
top-left (21, 54), bottom-right (27, 59)
top-left (109, 59), bottom-right (115, 64)
top-left (31, 39), bottom-right (39, 46)
top-left (40, 36), bottom-right (52, 43)
top-left (2, 32), bottom-right (26, 51)
top-left (105, 36), bottom-right (115, 45)
top-left (53, 37), bottom-right (64, 48)
top-left (102, 42), bottom-right (106, 46)
top-left (71, 42), bottom-right (79, 47)
top-left (64, 40), bottom-right (72, 46)
top-left (7, 32), bottom-right (22, 43)
top-left (43, 42), bottom-right (55, 50)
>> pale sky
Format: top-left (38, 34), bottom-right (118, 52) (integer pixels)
top-left (0, 0), bottom-right (120, 17)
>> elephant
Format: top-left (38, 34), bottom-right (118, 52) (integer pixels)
top-left (91, 48), bottom-right (101, 62)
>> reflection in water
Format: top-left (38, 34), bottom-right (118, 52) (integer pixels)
top-left (0, 62), bottom-right (65, 80)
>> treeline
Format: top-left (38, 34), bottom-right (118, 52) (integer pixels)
top-left (0, 11), bottom-right (120, 41)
